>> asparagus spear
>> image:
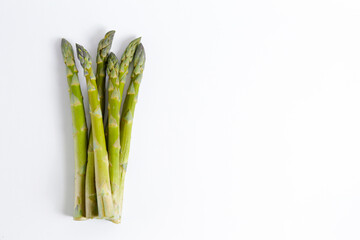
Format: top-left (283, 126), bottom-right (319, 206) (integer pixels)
top-left (61, 39), bottom-right (88, 220)
top-left (106, 53), bottom-right (121, 222)
top-left (118, 43), bottom-right (146, 221)
top-left (85, 31), bottom-right (115, 218)
top-left (76, 44), bottom-right (114, 219)
top-left (96, 30), bottom-right (115, 114)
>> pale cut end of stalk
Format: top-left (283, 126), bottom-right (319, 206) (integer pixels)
top-left (111, 166), bottom-right (126, 224)
top-left (73, 211), bottom-right (87, 221)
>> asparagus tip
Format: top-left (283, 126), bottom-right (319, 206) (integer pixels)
top-left (75, 43), bottom-right (82, 58)
top-left (61, 38), bottom-right (67, 47)
top-left (106, 30), bottom-right (116, 39)
top-left (132, 37), bottom-right (142, 44)
top-left (134, 43), bottom-right (146, 66)
top-left (61, 38), bottom-right (73, 58)
top-left (75, 43), bottom-right (91, 67)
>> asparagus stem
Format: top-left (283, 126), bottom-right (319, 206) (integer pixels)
top-left (85, 31), bottom-right (115, 218)
top-left (61, 39), bottom-right (88, 220)
top-left (118, 168), bottom-right (126, 221)
top-left (85, 131), bottom-right (98, 218)
top-left (76, 44), bottom-right (114, 219)
top-left (118, 43), bottom-right (146, 221)
top-left (106, 53), bottom-right (121, 223)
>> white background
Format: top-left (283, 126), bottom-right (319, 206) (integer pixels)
top-left (0, 0), bottom-right (360, 239)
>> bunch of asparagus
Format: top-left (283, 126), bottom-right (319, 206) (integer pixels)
top-left (61, 30), bottom-right (145, 223)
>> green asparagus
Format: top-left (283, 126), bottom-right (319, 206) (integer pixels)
top-left (61, 39), bottom-right (88, 220)
top-left (118, 43), bottom-right (146, 221)
top-left (61, 31), bottom-right (146, 223)
top-left (76, 44), bottom-right (114, 219)
top-left (106, 53), bottom-right (121, 223)
top-left (106, 37), bottom-right (141, 223)
top-left (85, 31), bottom-right (115, 218)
